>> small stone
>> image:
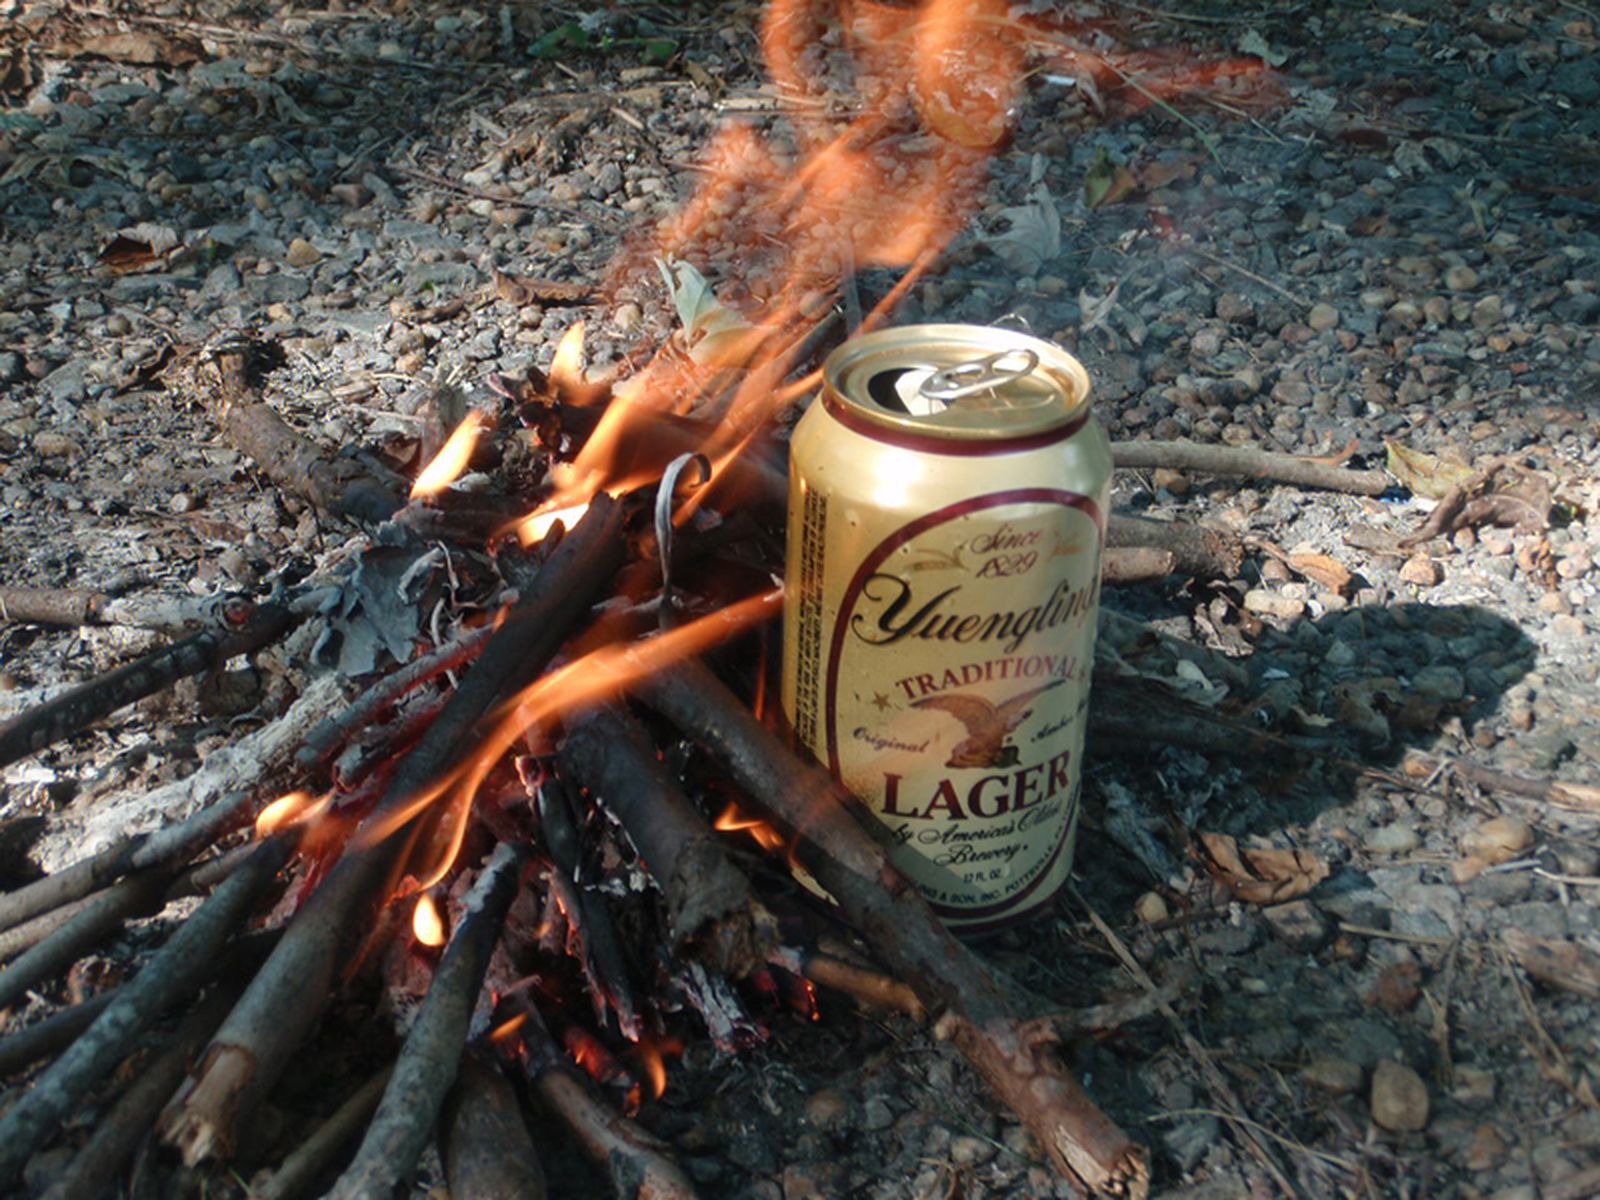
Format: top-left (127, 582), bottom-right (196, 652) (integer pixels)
top-left (1263, 899), bottom-right (1331, 950)
top-left (1152, 467), bottom-right (1189, 494)
top-left (1243, 589), bottom-right (1306, 620)
top-left (803, 1088), bottom-right (849, 1131)
top-left (1461, 816), bottom-right (1534, 865)
top-left (949, 1135), bottom-right (997, 1167)
top-left (1134, 891), bottom-right (1169, 924)
top-left (613, 302), bottom-right (642, 334)
top-left (1444, 264), bottom-right (1479, 292)
top-left (1367, 823), bottom-right (1420, 855)
top-left (1451, 1065), bottom-right (1497, 1105)
top-left (1551, 614), bottom-right (1586, 640)
top-left (1215, 291), bottom-right (1255, 324)
top-left (1367, 960), bottom-right (1422, 1014)
top-left (1536, 591), bottom-right (1569, 615)
top-left (1471, 294), bottom-right (1504, 330)
top-left (1302, 1056), bottom-right (1364, 1095)
top-left (1399, 556), bottom-right (1443, 587)
top-left (168, 491), bottom-right (197, 515)
top-left (1307, 302), bottom-right (1340, 331)
top-left (285, 237), bottom-right (321, 268)
top-left (1371, 1060), bottom-right (1430, 1132)
top-left (1463, 1123), bottom-right (1508, 1171)
top-left (32, 431), bottom-right (83, 458)
top-left (860, 1096), bottom-right (894, 1131)
top-left (1190, 325), bottom-right (1225, 357)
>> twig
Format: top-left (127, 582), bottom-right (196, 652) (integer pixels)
top-left (295, 622), bottom-right (497, 772)
top-left (0, 835), bottom-right (293, 1187)
top-left (0, 587), bottom-right (109, 627)
top-left (1100, 546), bottom-right (1177, 584)
top-left (1111, 441), bottom-right (1390, 496)
top-left (0, 586), bottom-right (255, 634)
top-left (0, 988), bottom-right (120, 1078)
top-left (161, 495), bottom-right (626, 1165)
top-left (442, 1051), bottom-right (548, 1200)
top-left (0, 602), bottom-right (297, 769)
top-left (559, 705), bottom-right (778, 978)
top-left (637, 660), bottom-right (1148, 1198)
top-left (784, 947), bottom-right (926, 1020)
top-left (390, 163), bottom-right (623, 226)
top-left (1106, 512), bottom-right (1244, 579)
top-left (37, 985), bottom-right (238, 1200)
top-left (250, 1067), bottom-right (393, 1200)
top-left (1074, 892), bottom-right (1298, 1198)
top-left (1180, 244), bottom-right (1312, 310)
top-left (326, 842), bottom-right (528, 1200)
top-left (0, 840), bottom-right (145, 938)
top-left (1335, 922), bottom-right (1453, 948)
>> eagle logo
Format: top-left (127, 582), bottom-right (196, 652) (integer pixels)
top-left (911, 681), bottom-right (1059, 769)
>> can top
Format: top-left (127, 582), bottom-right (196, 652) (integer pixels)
top-left (821, 324), bottom-right (1091, 445)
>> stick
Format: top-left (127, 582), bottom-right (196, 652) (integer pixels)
top-left (0, 840), bottom-right (144, 938)
top-left (559, 706), bottom-right (778, 978)
top-left (0, 602), bottom-right (296, 769)
top-left (785, 948), bottom-right (926, 1020)
top-left (161, 495), bottom-right (627, 1166)
top-left (295, 622), bottom-right (497, 772)
top-left (1100, 546), bottom-right (1177, 584)
top-left (1112, 440), bottom-right (1390, 496)
top-left (1106, 513), bottom-right (1243, 580)
top-left (0, 835), bottom-right (293, 1188)
top-left (249, 1067), bottom-right (392, 1200)
top-left (636, 660), bottom-right (1148, 1198)
top-left (326, 842), bottom-right (527, 1200)
top-left (442, 1051), bottom-right (547, 1200)
top-left (0, 586), bottom-right (258, 634)
top-left (0, 871), bottom-right (173, 1006)
top-left (500, 996), bottom-right (697, 1200)
top-left (37, 984), bottom-right (238, 1200)
top-left (0, 587), bottom-right (109, 627)
top-left (0, 988), bottom-right (120, 1078)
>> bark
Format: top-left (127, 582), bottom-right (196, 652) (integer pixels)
top-left (638, 660), bottom-right (1148, 1198)
top-left (1105, 513), bottom-right (1244, 580)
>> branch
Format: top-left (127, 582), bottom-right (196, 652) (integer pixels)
top-left (1106, 513), bottom-right (1243, 580)
top-left (249, 1067), bottom-right (392, 1200)
top-left (442, 1051), bottom-right (548, 1200)
top-left (1112, 439), bottom-right (1390, 496)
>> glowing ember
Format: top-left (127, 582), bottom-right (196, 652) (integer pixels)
top-left (489, 1013), bottom-right (528, 1043)
top-left (714, 802), bottom-right (786, 853)
top-left (411, 411), bottom-right (491, 499)
top-left (254, 790), bottom-right (332, 839)
top-left (412, 893), bottom-right (446, 947)
top-left (513, 499), bottom-right (593, 547)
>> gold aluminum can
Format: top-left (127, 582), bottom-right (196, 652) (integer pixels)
top-left (782, 324), bottom-right (1109, 934)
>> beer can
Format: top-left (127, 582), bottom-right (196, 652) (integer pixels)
top-left (782, 324), bottom-right (1108, 934)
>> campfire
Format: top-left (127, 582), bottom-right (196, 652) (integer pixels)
top-left (0, 3), bottom-right (1333, 1198)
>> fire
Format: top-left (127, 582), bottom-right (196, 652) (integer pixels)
top-left (513, 499), bottom-right (594, 548)
top-left (714, 802), bottom-right (786, 853)
top-left (411, 893), bottom-right (446, 947)
top-left (255, 790), bottom-right (333, 839)
top-left (634, 1034), bottom-right (683, 1101)
top-left (548, 321), bottom-right (587, 392)
top-left (411, 410), bottom-right (492, 499)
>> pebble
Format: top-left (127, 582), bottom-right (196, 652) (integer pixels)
top-left (1444, 264), bottom-right (1479, 292)
top-left (1399, 556), bottom-right (1443, 587)
top-left (1370, 1060), bottom-right (1430, 1132)
top-left (284, 237), bottom-right (321, 268)
top-left (802, 1089), bottom-right (850, 1131)
top-left (1367, 823), bottom-right (1420, 854)
top-left (1451, 1065), bottom-right (1497, 1105)
top-left (1463, 1123), bottom-right (1508, 1171)
top-left (1134, 891), bottom-right (1169, 923)
top-left (1262, 899), bottom-right (1331, 950)
top-left (1302, 1056), bottom-right (1364, 1095)
top-left (1243, 589), bottom-right (1306, 620)
top-left (1461, 816), bottom-right (1534, 865)
top-left (1307, 302), bottom-right (1340, 331)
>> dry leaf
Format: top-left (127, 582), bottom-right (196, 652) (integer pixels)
top-left (71, 31), bottom-right (205, 67)
top-left (986, 184), bottom-right (1061, 274)
top-left (1504, 929), bottom-right (1600, 1000)
top-left (1197, 832), bottom-right (1329, 904)
top-left (1287, 551), bottom-right (1354, 596)
top-left (1458, 473), bottom-right (1551, 534)
top-left (98, 223), bottom-right (183, 274)
top-left (1384, 439), bottom-right (1478, 499)
top-left (492, 269), bottom-right (594, 306)
top-left (1137, 154), bottom-right (1202, 192)
top-left (1084, 149), bottom-right (1137, 208)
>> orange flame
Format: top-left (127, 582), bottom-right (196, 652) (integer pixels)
top-left (412, 893), bottom-right (446, 946)
top-left (513, 499), bottom-right (594, 548)
top-left (490, 1012), bottom-right (528, 1043)
top-left (635, 1034), bottom-right (683, 1101)
top-left (412, 411), bottom-right (492, 499)
top-left (549, 321), bottom-right (587, 392)
top-left (255, 790), bottom-right (333, 839)
top-left (715, 802), bottom-right (786, 853)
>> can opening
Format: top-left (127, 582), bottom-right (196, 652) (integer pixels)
top-left (867, 367), bottom-right (952, 418)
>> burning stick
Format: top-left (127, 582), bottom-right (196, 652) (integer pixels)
top-left (442, 1050), bottom-right (548, 1200)
top-left (325, 842), bottom-right (527, 1200)
top-left (638, 660), bottom-right (1149, 1198)
top-left (161, 495), bottom-right (627, 1166)
top-left (559, 705), bottom-right (779, 978)
top-left (0, 834), bottom-right (295, 1187)
top-left (0, 601), bottom-right (296, 769)
top-left (1111, 440), bottom-right (1391, 496)
top-left (498, 996), bottom-right (698, 1200)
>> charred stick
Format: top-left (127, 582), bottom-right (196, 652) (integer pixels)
top-left (296, 622), bottom-right (496, 772)
top-left (0, 989), bottom-right (120, 1078)
top-left (442, 1050), bottom-right (548, 1200)
top-left (559, 705), bottom-right (779, 979)
top-left (0, 602), bottom-right (297, 769)
top-left (1099, 546), bottom-right (1177, 585)
top-left (326, 842), bottom-right (527, 1200)
top-left (1105, 513), bottom-right (1243, 580)
top-left (1111, 439), bottom-right (1391, 496)
top-left (0, 586), bottom-right (109, 627)
top-left (0, 835), bottom-right (293, 1188)
top-left (37, 984), bottom-right (238, 1200)
top-left (501, 996), bottom-right (697, 1200)
top-left (637, 660), bottom-right (1148, 1199)
top-left (162, 495), bottom-right (627, 1166)
top-left (0, 586), bottom-right (259, 634)
top-left (250, 1067), bottom-right (392, 1200)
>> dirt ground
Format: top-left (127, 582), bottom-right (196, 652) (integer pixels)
top-left (2, 1), bottom-right (1599, 1198)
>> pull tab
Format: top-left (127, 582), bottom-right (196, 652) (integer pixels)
top-left (918, 348), bottom-right (1039, 404)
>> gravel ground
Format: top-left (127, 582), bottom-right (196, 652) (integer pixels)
top-left (2, 1), bottom-right (1599, 1198)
